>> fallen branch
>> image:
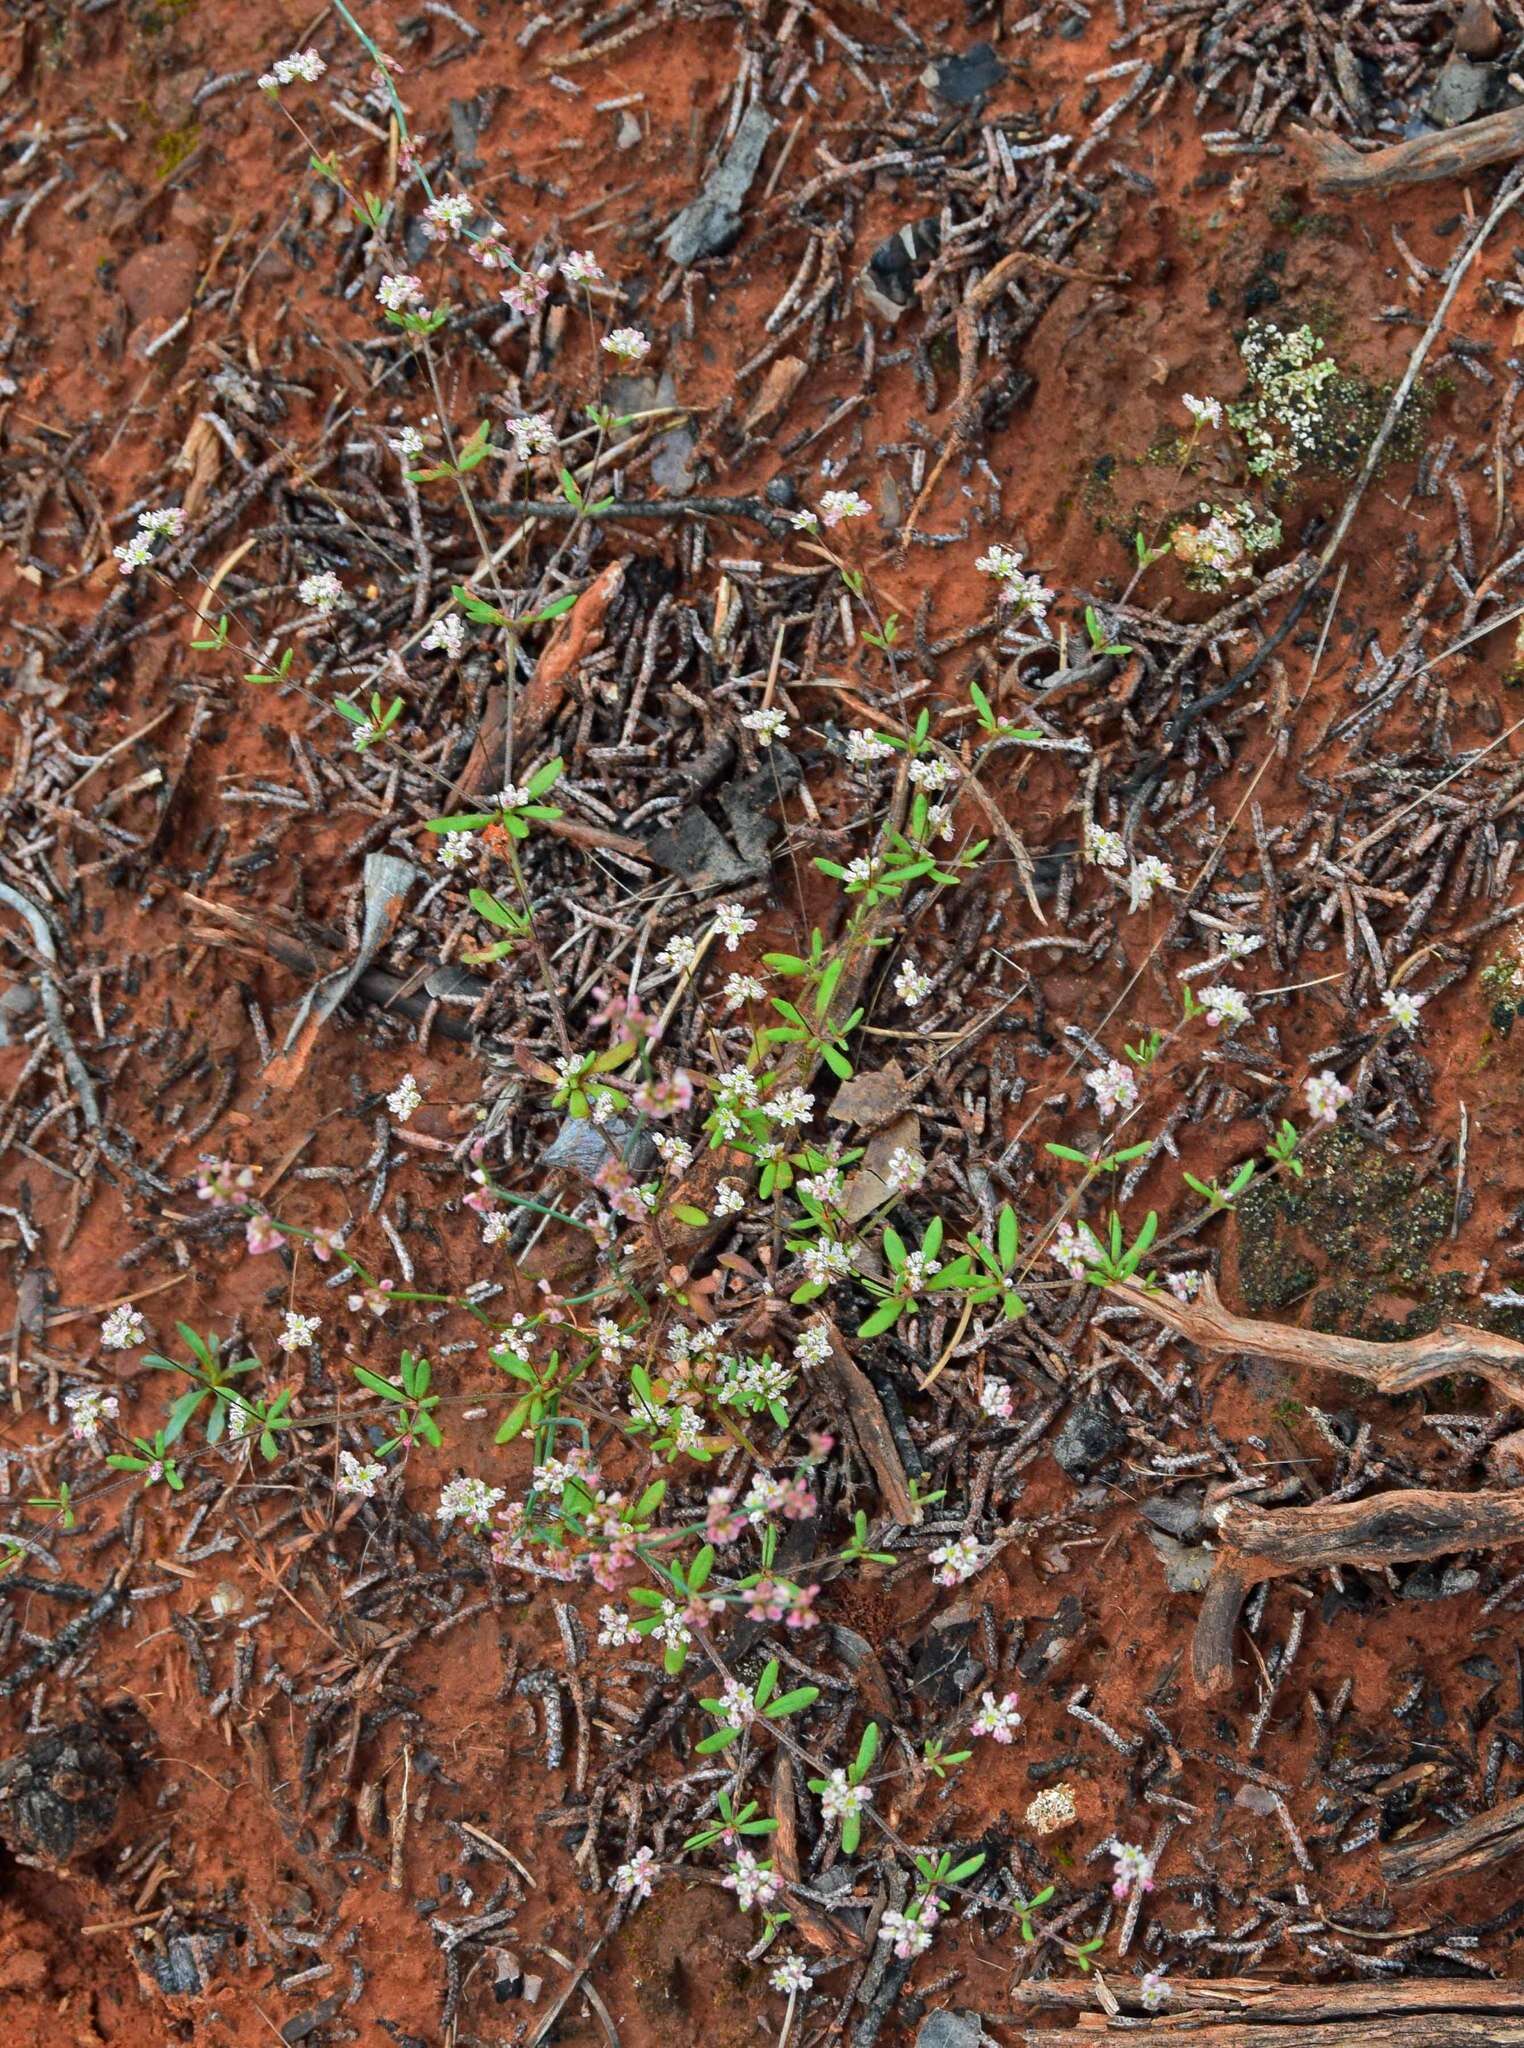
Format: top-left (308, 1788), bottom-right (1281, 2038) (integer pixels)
top-left (1192, 1488), bottom-right (1524, 1695)
top-left (1381, 1789), bottom-right (1524, 1890)
top-left (1114, 1274), bottom-right (1524, 1408)
top-left (1295, 105), bottom-right (1524, 197)
top-left (991, 1978), bottom-right (1524, 2020)
top-left (1007, 2020), bottom-right (1524, 2046)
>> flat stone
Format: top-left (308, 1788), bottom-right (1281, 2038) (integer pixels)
top-left (1426, 53), bottom-right (1504, 127)
top-left (917, 2014), bottom-right (982, 2048)
top-left (1141, 1491), bottom-right (1205, 1542)
top-left (1146, 1527), bottom-right (1216, 1595)
top-left (663, 104), bottom-right (775, 265)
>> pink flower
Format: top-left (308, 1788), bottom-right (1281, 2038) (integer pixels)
top-left (245, 1213), bottom-right (282, 1257)
top-left (744, 1576), bottom-right (788, 1623)
top-left (347, 1278), bottom-right (397, 1317)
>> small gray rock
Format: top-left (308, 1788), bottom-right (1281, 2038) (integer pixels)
top-left (1142, 1492), bottom-right (1205, 1542)
top-left (1146, 1528), bottom-right (1216, 1595)
top-left (543, 1114), bottom-right (653, 1181)
top-left (1052, 1401), bottom-right (1123, 1477)
top-left (663, 105), bottom-right (775, 266)
top-left (916, 2011), bottom-right (982, 2048)
top-left (1426, 54), bottom-right (1505, 127)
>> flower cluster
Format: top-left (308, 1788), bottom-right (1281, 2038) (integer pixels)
top-left (258, 49), bottom-right (326, 89)
top-left (101, 1304), bottom-right (147, 1351)
top-left (114, 504), bottom-right (186, 575)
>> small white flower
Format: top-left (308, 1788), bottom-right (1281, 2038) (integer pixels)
top-left (1086, 823), bottom-right (1127, 871)
top-left (260, 49), bottom-right (326, 89)
top-left (598, 1603), bottom-right (638, 1647)
top-left (1127, 855), bottom-right (1175, 912)
top-left (818, 489), bottom-right (871, 527)
top-left (113, 532), bottom-right (154, 575)
top-left (846, 727), bottom-right (896, 766)
top-left (798, 1165), bottom-right (844, 1207)
top-left (376, 272), bottom-right (426, 314)
top-left (878, 1907), bottom-right (934, 1960)
top-left (1140, 1969), bottom-right (1171, 2013)
top-left (909, 755), bottom-right (955, 793)
top-left (794, 1322), bottom-right (832, 1368)
top-left (101, 1304), bottom-right (147, 1351)
top-left (723, 1847), bottom-right (780, 1912)
top-left (1382, 987), bottom-right (1427, 1033)
top-left (971, 1688), bottom-right (1022, 1741)
top-left (722, 972), bottom-right (764, 1010)
top-left (601, 326), bottom-right (650, 363)
top-left (437, 830), bottom-right (475, 869)
top-left (893, 958), bottom-right (932, 1007)
top-left (930, 1535), bottom-right (985, 1586)
top-left (786, 508), bottom-right (820, 532)
top-left (711, 902), bottom-right (756, 951)
top-left (656, 932), bottom-right (699, 975)
top-left (1165, 1269), bottom-right (1202, 1302)
top-left (714, 1180), bottom-right (746, 1217)
top-left (65, 1386), bottom-right (119, 1446)
top-left (387, 1073), bottom-right (422, 1122)
top-left (506, 412), bottom-right (558, 460)
top-left (978, 548), bottom-right (1055, 625)
top-left (423, 193), bottom-right (473, 239)
top-left (1305, 1069), bottom-right (1352, 1123)
top-left (278, 1310), bottom-right (321, 1354)
top-left (496, 782), bottom-right (532, 811)
top-left (1050, 1220), bottom-right (1091, 1281)
top-left (884, 1146), bottom-right (925, 1195)
top-left (1201, 984), bottom-right (1250, 1030)
top-left (1109, 1840), bottom-right (1154, 1898)
top-left (764, 1085), bottom-right (814, 1129)
top-left (389, 424), bottom-right (425, 461)
top-left (482, 1211), bottom-right (513, 1245)
top-left (1183, 393), bottom-right (1224, 429)
top-left (137, 505), bottom-right (186, 540)
top-left (801, 1237), bottom-right (856, 1287)
top-left (741, 706), bottom-right (790, 747)
top-left (422, 614), bottom-right (466, 660)
top-left (653, 1132), bottom-right (693, 1175)
top-left (297, 569), bottom-right (345, 613)
top-left (560, 249), bottom-right (604, 287)
top-left (976, 543), bottom-right (1026, 584)
top-left (980, 1377), bottom-right (1014, 1422)
top-left (818, 1768), bottom-right (869, 1828)
top-left (1087, 1059), bottom-right (1138, 1119)
top-left (336, 1450), bottom-right (386, 1498)
top-left (437, 1475), bottom-right (505, 1531)
top-left (1219, 930), bottom-right (1264, 962)
top-left (769, 1954), bottom-right (811, 1996)
top-left (613, 1845), bottom-right (658, 1903)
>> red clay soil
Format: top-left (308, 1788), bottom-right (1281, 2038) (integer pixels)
top-left (4, 2), bottom-right (1524, 2046)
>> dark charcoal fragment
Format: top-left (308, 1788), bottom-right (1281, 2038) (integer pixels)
top-left (927, 43), bottom-right (1005, 107)
top-left (0, 1722), bottom-right (123, 1865)
top-left (909, 1610), bottom-right (983, 1711)
top-left (1052, 1401), bottom-right (1123, 1477)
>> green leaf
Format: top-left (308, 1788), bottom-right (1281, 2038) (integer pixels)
top-left (857, 1300), bottom-right (901, 1339)
top-left (765, 1686), bottom-right (819, 1717)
